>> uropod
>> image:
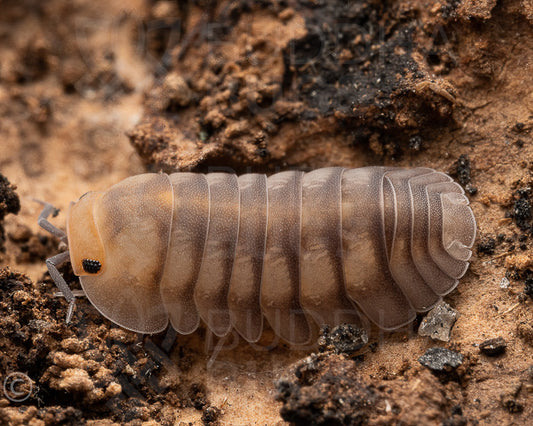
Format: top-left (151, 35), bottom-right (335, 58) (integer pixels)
top-left (39, 167), bottom-right (476, 345)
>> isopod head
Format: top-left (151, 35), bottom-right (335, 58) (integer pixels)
top-left (67, 192), bottom-right (106, 277)
top-left (66, 174), bottom-right (174, 334)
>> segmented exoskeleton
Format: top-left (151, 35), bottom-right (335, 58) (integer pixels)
top-left (39, 167), bottom-right (476, 345)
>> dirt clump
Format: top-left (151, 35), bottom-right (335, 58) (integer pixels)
top-left (0, 268), bottom-right (213, 424)
top-left (317, 324), bottom-right (369, 356)
top-left (129, 0), bottom-right (468, 172)
top-left (0, 174), bottom-right (21, 253)
top-left (276, 352), bottom-right (470, 425)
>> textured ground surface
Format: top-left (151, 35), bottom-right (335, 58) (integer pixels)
top-left (0, 0), bottom-right (532, 425)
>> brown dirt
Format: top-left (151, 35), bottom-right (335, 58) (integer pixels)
top-left (1, 0), bottom-right (532, 425)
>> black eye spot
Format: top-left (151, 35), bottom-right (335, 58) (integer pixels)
top-left (82, 259), bottom-right (102, 274)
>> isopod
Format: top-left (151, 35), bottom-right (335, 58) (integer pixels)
top-left (39, 167), bottom-right (476, 345)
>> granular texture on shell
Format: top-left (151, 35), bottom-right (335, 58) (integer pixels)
top-left (42, 167), bottom-right (476, 345)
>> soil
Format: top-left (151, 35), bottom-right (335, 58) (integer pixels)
top-left (1, 0), bottom-right (532, 425)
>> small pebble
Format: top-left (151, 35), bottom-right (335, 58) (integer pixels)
top-left (418, 347), bottom-right (463, 372)
top-left (408, 135), bottom-right (422, 151)
top-left (465, 183), bottom-right (478, 195)
top-left (418, 301), bottom-right (458, 341)
top-left (479, 337), bottom-right (507, 356)
top-left (500, 277), bottom-right (510, 289)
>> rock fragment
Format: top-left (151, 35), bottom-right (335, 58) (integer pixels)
top-left (418, 347), bottom-right (463, 373)
top-left (500, 277), bottom-right (510, 289)
top-left (479, 337), bottom-right (507, 356)
top-left (418, 301), bottom-right (458, 342)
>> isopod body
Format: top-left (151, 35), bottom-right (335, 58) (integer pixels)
top-left (48, 167), bottom-right (476, 345)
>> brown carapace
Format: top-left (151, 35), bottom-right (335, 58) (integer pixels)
top-left (39, 167), bottom-right (476, 345)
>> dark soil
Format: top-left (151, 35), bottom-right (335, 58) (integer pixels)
top-left (128, 0), bottom-right (465, 171)
top-left (0, 174), bottom-right (21, 253)
top-left (0, 268), bottom-right (219, 424)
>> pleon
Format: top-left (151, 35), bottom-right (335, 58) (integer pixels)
top-left (427, 181), bottom-right (470, 279)
top-left (159, 173), bottom-right (209, 334)
top-left (384, 169), bottom-right (440, 311)
top-left (441, 191), bottom-right (476, 262)
top-left (194, 173), bottom-right (239, 336)
top-left (227, 174), bottom-right (267, 342)
top-left (408, 172), bottom-right (459, 295)
top-left (341, 167), bottom-right (415, 330)
top-left (300, 167), bottom-right (362, 328)
top-left (261, 171), bottom-right (312, 345)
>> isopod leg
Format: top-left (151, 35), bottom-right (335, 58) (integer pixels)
top-left (46, 250), bottom-right (76, 323)
top-left (36, 200), bottom-right (68, 244)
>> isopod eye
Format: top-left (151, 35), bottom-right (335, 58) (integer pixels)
top-left (82, 259), bottom-right (102, 274)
